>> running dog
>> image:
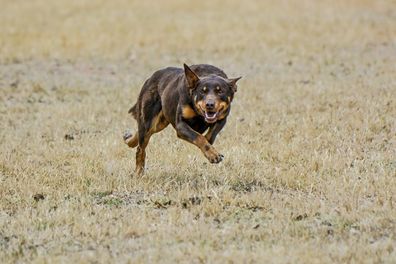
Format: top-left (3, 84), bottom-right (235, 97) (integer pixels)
top-left (124, 64), bottom-right (241, 175)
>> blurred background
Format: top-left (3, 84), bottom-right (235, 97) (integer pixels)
top-left (1, 0), bottom-right (394, 68)
top-left (0, 1), bottom-right (395, 262)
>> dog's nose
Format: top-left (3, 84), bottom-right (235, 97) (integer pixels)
top-left (206, 100), bottom-right (215, 110)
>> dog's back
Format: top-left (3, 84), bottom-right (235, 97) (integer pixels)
top-left (129, 64), bottom-right (227, 120)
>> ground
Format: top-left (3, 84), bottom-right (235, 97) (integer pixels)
top-left (0, 0), bottom-right (395, 263)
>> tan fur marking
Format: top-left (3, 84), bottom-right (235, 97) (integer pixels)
top-left (125, 133), bottom-right (138, 148)
top-left (150, 111), bottom-right (169, 133)
top-left (193, 135), bottom-right (209, 149)
top-left (135, 147), bottom-right (145, 175)
top-left (219, 102), bottom-right (229, 111)
top-left (219, 101), bottom-right (229, 111)
top-left (205, 127), bottom-right (214, 141)
top-left (181, 105), bottom-right (197, 119)
top-left (218, 113), bottom-right (227, 120)
top-left (216, 101), bottom-right (230, 120)
top-left (193, 135), bottom-right (222, 162)
top-left (196, 100), bottom-right (206, 112)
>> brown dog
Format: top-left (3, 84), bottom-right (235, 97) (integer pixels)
top-left (124, 64), bottom-right (241, 175)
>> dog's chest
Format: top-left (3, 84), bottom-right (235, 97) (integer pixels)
top-left (185, 117), bottom-right (209, 134)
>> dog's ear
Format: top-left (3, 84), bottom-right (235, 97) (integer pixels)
top-left (184, 64), bottom-right (200, 89)
top-left (228, 77), bottom-right (242, 92)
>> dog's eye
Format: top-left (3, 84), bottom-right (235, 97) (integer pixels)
top-left (215, 86), bottom-right (222, 93)
top-left (202, 87), bottom-right (208, 93)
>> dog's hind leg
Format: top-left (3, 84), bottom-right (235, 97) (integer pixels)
top-left (123, 101), bottom-right (140, 148)
top-left (135, 131), bottom-right (150, 175)
top-left (135, 109), bottom-right (169, 175)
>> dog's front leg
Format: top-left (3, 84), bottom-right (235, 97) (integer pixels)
top-left (176, 119), bottom-right (224, 164)
top-left (205, 118), bottom-right (227, 145)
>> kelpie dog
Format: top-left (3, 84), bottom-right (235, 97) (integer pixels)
top-left (124, 64), bottom-right (241, 175)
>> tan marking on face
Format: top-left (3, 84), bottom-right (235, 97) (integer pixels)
top-left (219, 101), bottom-right (229, 112)
top-left (214, 101), bottom-right (230, 120)
top-left (217, 112), bottom-right (227, 120)
top-left (181, 105), bottom-right (197, 119)
top-left (195, 100), bottom-right (206, 113)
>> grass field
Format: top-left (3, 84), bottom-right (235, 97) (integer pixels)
top-left (1, 0), bottom-right (395, 262)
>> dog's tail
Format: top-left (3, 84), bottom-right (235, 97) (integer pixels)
top-left (128, 103), bottom-right (138, 120)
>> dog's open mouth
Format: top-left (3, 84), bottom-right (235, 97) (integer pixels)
top-left (204, 111), bottom-right (218, 123)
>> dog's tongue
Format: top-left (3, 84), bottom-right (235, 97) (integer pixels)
top-left (205, 111), bottom-right (217, 121)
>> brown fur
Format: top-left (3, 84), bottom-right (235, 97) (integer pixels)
top-left (124, 64), bottom-right (241, 175)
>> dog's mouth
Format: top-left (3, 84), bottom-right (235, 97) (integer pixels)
top-left (204, 111), bottom-right (218, 123)
top-left (196, 102), bottom-right (225, 123)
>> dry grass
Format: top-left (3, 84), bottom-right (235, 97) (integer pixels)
top-left (1, 0), bottom-right (396, 263)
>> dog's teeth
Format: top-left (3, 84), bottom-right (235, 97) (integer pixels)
top-left (205, 112), bottom-right (217, 119)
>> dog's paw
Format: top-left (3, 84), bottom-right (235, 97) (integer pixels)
top-left (123, 131), bottom-right (133, 141)
top-left (204, 147), bottom-right (224, 164)
top-left (124, 130), bottom-right (138, 148)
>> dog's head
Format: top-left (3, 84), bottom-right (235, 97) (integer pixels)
top-left (184, 64), bottom-right (241, 123)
